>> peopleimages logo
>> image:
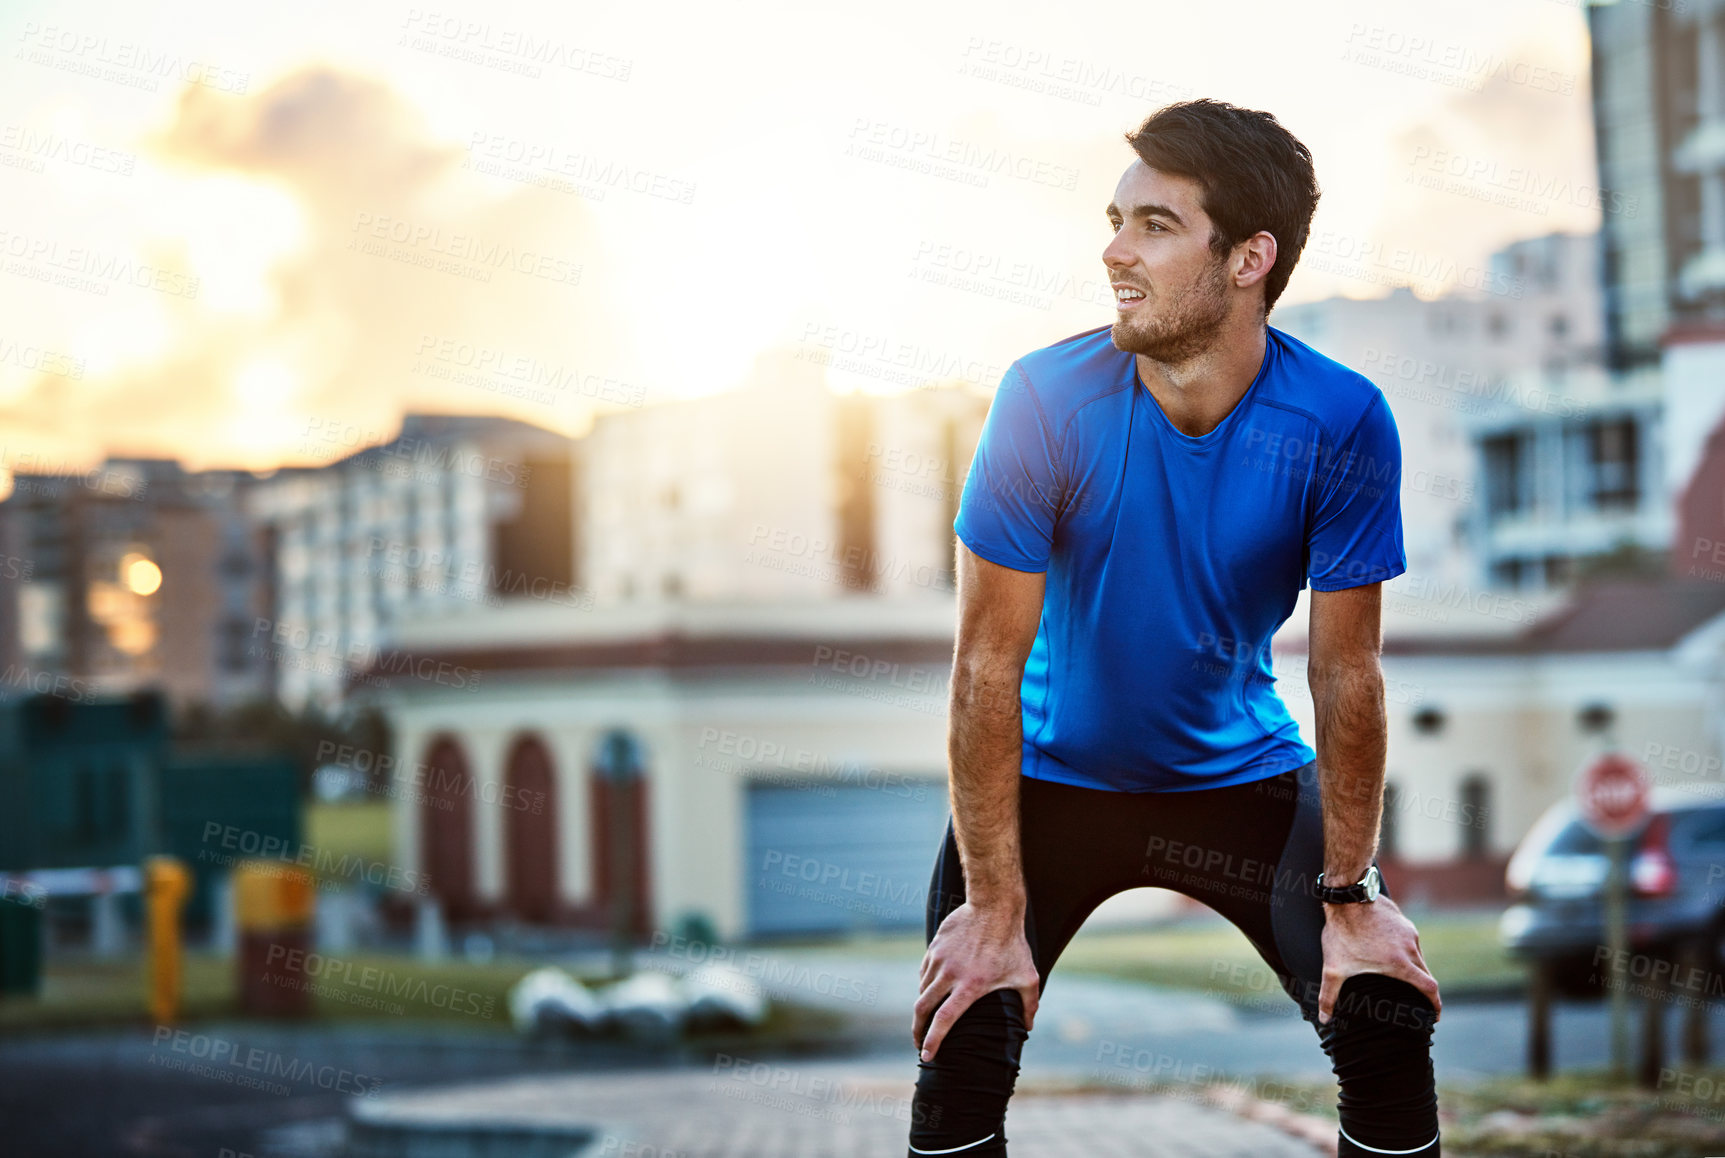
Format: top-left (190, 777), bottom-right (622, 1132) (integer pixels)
top-left (198, 821), bottom-right (430, 895)
top-left (149, 1026), bottom-right (381, 1097)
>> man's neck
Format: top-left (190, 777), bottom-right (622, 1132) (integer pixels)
top-left (1135, 320), bottom-right (1269, 438)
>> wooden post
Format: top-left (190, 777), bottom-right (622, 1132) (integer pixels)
top-left (1605, 835), bottom-right (1632, 1079)
top-left (1638, 950), bottom-right (1668, 1089)
top-left (1682, 936), bottom-right (1710, 1066)
top-left (1528, 957), bottom-right (1552, 1080)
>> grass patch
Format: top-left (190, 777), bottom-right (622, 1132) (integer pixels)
top-left (1223, 1069), bottom-right (1725, 1157)
top-left (0, 948), bottom-right (850, 1049)
top-left (303, 801), bottom-right (394, 884)
top-left (0, 950), bottom-right (543, 1032)
top-left (760, 909), bottom-right (1522, 1002)
top-left (1024, 1068), bottom-right (1725, 1156)
top-left (0, 951), bottom-right (237, 1032)
top-left (1433, 1069), bottom-right (1725, 1156)
top-left (1054, 909), bottom-right (1520, 998)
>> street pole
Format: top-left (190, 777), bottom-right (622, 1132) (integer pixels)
top-left (1606, 833), bottom-right (1630, 1080)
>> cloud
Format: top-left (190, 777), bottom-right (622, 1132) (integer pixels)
top-left (2, 63), bottom-right (621, 471)
top-left (1365, 41), bottom-right (1598, 293)
top-left (153, 66), bottom-right (460, 206)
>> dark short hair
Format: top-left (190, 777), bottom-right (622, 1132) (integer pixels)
top-left (1123, 99), bottom-right (1320, 315)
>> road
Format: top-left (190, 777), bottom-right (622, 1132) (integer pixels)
top-left (0, 949), bottom-right (1711, 1156)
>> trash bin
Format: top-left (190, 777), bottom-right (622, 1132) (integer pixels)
top-left (233, 860), bottom-right (315, 1017)
top-left (0, 891), bottom-right (43, 997)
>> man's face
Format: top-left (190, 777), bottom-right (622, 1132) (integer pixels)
top-left (1103, 160), bottom-right (1233, 362)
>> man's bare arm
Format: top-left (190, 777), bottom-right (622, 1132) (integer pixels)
top-left (947, 543), bottom-right (1045, 913)
top-left (1309, 582), bottom-right (1387, 882)
top-left (1308, 581), bottom-right (1442, 1023)
top-left (912, 541), bottom-right (1045, 1060)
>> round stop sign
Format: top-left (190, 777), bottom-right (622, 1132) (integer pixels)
top-left (1576, 751), bottom-right (1650, 838)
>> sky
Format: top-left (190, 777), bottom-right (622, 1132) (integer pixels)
top-left (0, 0), bottom-right (1598, 473)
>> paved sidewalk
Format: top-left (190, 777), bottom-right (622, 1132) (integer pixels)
top-left (352, 1056), bottom-right (1327, 1157)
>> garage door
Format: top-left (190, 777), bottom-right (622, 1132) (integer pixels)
top-left (745, 780), bottom-right (950, 938)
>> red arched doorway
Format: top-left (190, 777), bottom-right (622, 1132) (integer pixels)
top-left (505, 734), bottom-right (559, 923)
top-left (590, 729), bottom-right (653, 939)
top-left (421, 735), bottom-right (477, 921)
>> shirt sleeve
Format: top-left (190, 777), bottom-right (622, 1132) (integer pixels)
top-left (953, 362), bottom-right (1064, 574)
top-left (1306, 390), bottom-right (1407, 591)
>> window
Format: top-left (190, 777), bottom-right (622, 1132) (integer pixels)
top-left (1586, 418), bottom-right (1640, 510)
top-left (1490, 558), bottom-right (1526, 588)
top-left (1545, 819), bottom-right (1603, 855)
top-left (1676, 809), bottom-right (1725, 849)
top-left (1459, 774), bottom-right (1490, 858)
top-left (1482, 432), bottom-right (1531, 517)
top-left (220, 618), bottom-right (253, 673)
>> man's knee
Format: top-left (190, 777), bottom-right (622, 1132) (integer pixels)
top-left (1324, 972), bottom-right (1438, 1042)
top-left (1322, 973), bottom-right (1440, 1155)
top-left (909, 989), bottom-right (1028, 1156)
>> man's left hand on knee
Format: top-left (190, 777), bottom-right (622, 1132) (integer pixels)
top-left (1317, 895), bottom-right (1442, 1026)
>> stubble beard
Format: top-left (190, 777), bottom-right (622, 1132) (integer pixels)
top-left (1110, 254), bottom-right (1231, 364)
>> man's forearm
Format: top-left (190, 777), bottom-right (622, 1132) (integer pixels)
top-left (947, 657), bottom-right (1027, 915)
top-left (1311, 659), bottom-right (1388, 883)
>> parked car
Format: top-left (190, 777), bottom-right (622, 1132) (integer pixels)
top-left (1498, 786), bottom-right (1725, 995)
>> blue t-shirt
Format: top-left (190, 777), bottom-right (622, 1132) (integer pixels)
top-left (953, 323), bottom-right (1406, 793)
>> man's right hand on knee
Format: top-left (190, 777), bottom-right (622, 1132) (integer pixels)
top-left (913, 901), bottom-right (1041, 1062)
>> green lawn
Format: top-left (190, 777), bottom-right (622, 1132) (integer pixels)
top-left (770, 908), bottom-right (1522, 1000)
top-left (303, 800), bottom-right (394, 884)
top-left (0, 948), bottom-right (845, 1045)
top-left (1050, 1068), bottom-right (1725, 1158)
top-left (0, 949), bottom-right (553, 1032)
top-left (1055, 908), bottom-right (1522, 999)
top-left (0, 951), bottom-right (238, 1032)
top-left (1432, 1070), bottom-right (1725, 1157)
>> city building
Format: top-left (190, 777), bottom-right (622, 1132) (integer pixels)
top-left (1276, 231), bottom-right (1613, 590)
top-left (372, 404), bottom-right (1725, 931)
top-left (0, 459), bottom-right (273, 710)
top-left (1461, 362), bottom-right (1669, 588)
top-left (246, 413), bottom-right (578, 713)
top-left (1590, 0), bottom-right (1725, 370)
top-left (1585, 0), bottom-right (1725, 547)
top-left (580, 348), bottom-right (987, 606)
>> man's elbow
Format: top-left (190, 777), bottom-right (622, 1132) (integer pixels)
top-left (1307, 654), bottom-right (1385, 700)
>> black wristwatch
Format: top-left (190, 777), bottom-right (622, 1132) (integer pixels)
top-left (1315, 864), bottom-right (1382, 904)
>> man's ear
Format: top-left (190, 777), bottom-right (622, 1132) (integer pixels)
top-left (1233, 231), bottom-right (1278, 290)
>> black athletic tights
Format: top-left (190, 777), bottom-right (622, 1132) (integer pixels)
top-left (908, 761), bottom-right (1440, 1157)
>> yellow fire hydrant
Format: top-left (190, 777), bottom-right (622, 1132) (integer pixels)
top-left (144, 856), bottom-right (191, 1025)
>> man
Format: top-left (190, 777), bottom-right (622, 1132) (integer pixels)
top-left (907, 99), bottom-right (1443, 1157)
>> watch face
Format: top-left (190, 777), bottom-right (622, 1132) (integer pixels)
top-left (1364, 865), bottom-right (1382, 900)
